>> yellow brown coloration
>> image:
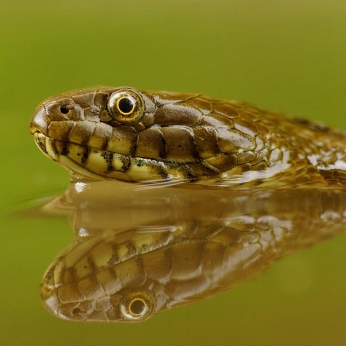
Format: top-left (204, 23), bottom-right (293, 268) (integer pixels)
top-left (30, 86), bottom-right (346, 187)
top-left (38, 182), bottom-right (346, 322)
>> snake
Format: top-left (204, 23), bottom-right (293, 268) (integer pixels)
top-left (29, 86), bottom-right (346, 187)
top-left (30, 87), bottom-right (346, 322)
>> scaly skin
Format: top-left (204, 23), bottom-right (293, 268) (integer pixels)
top-left (30, 86), bottom-right (346, 187)
top-left (31, 87), bottom-right (346, 322)
top-left (39, 185), bottom-right (346, 322)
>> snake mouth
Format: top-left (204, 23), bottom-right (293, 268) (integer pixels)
top-left (32, 132), bottom-right (202, 182)
top-left (32, 129), bottom-right (290, 186)
top-left (32, 132), bottom-right (132, 180)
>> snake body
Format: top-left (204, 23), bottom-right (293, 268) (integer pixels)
top-left (30, 87), bottom-right (346, 187)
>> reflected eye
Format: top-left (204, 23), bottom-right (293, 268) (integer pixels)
top-left (107, 88), bottom-right (144, 124)
top-left (119, 290), bottom-right (155, 321)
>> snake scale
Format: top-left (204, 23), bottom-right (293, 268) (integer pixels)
top-left (29, 86), bottom-right (346, 187)
top-left (29, 87), bottom-right (346, 322)
top-left (37, 185), bottom-right (346, 322)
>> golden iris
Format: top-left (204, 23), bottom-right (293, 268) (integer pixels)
top-left (119, 290), bottom-right (155, 321)
top-left (107, 87), bottom-right (144, 124)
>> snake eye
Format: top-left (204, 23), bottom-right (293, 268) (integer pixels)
top-left (119, 290), bottom-right (155, 321)
top-left (107, 88), bottom-right (144, 124)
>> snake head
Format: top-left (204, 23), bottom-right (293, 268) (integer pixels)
top-left (40, 266), bottom-right (159, 323)
top-left (31, 85), bottom-right (343, 187)
top-left (29, 86), bottom-right (270, 183)
top-left (29, 87), bottom-right (156, 180)
top-left (39, 227), bottom-right (174, 323)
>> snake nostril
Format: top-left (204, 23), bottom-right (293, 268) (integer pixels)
top-left (59, 105), bottom-right (70, 114)
top-left (72, 308), bottom-right (86, 317)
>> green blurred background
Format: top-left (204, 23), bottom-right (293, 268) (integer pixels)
top-left (1, 0), bottom-right (346, 345)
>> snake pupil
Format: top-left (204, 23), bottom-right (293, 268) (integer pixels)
top-left (118, 97), bottom-right (134, 114)
top-left (130, 299), bottom-right (146, 315)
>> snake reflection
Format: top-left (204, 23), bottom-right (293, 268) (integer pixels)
top-left (29, 87), bottom-right (346, 322)
top-left (38, 181), bottom-right (346, 322)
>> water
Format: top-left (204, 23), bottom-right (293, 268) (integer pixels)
top-left (37, 182), bottom-right (346, 325)
top-left (3, 178), bottom-right (346, 345)
top-left (2, 1), bottom-right (346, 345)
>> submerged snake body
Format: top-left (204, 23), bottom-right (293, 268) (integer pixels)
top-left (30, 87), bottom-right (346, 187)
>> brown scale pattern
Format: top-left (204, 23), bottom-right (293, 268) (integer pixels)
top-left (30, 87), bottom-right (346, 187)
top-left (38, 187), bottom-right (346, 322)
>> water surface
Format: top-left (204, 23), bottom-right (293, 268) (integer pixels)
top-left (2, 1), bottom-right (346, 345)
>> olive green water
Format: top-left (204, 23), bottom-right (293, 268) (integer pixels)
top-left (1, 1), bottom-right (346, 345)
